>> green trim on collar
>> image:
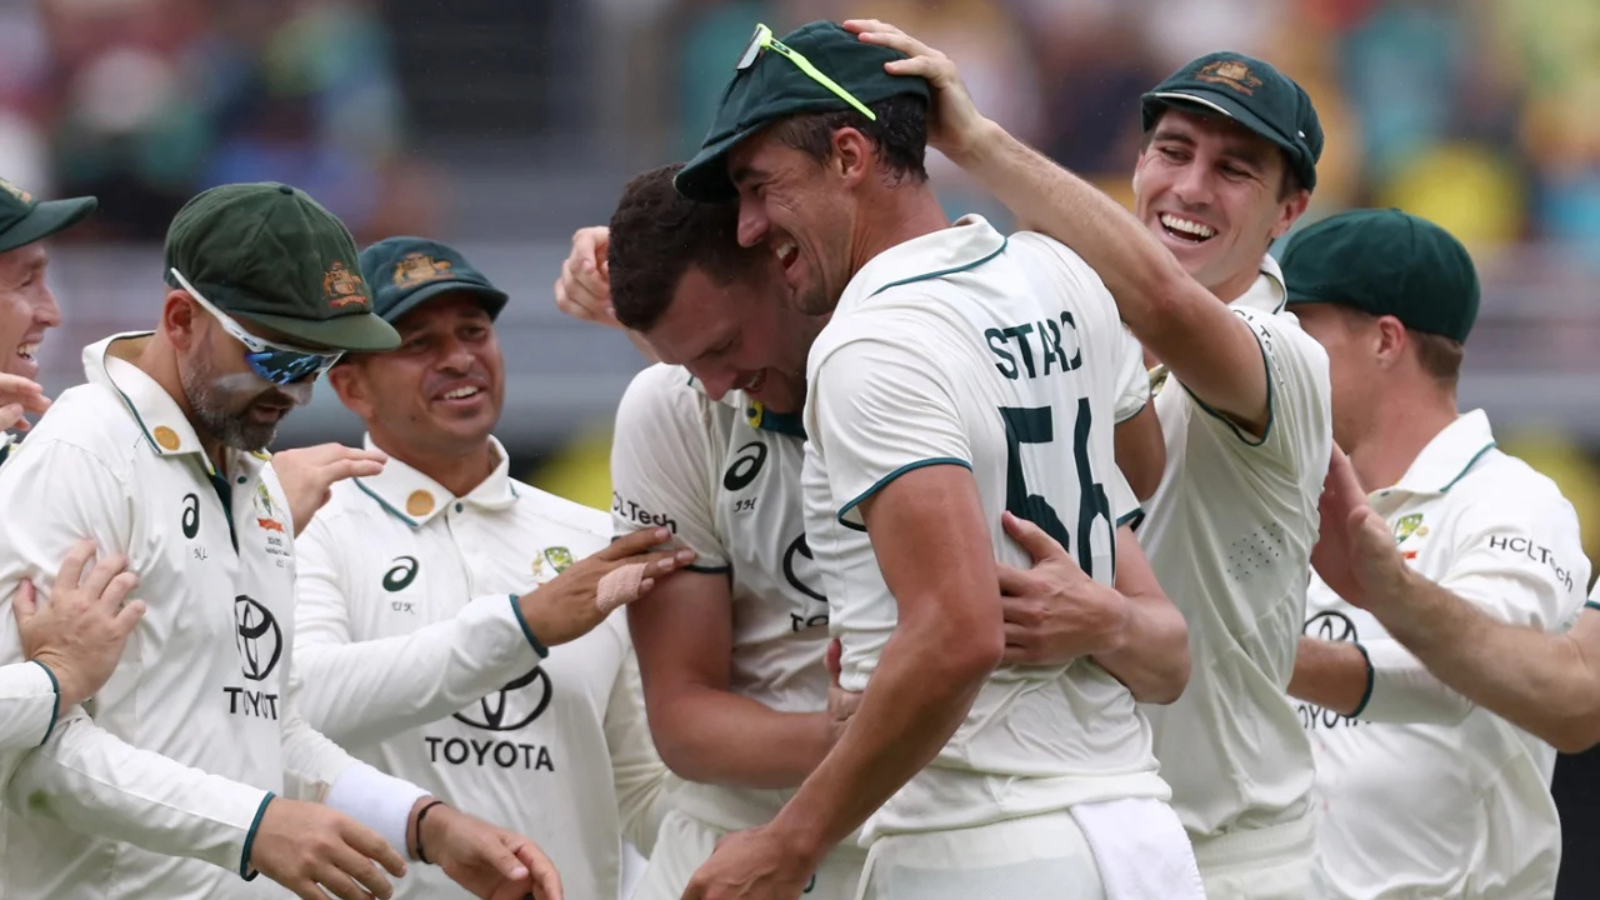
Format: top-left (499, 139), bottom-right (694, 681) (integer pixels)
top-left (1182, 317), bottom-right (1275, 448)
top-left (31, 660), bottom-right (60, 746)
top-left (866, 236), bottom-right (1009, 298)
top-left (745, 401), bottom-right (807, 438)
top-left (1586, 599), bottom-right (1600, 612)
top-left (1351, 642), bottom-right (1375, 718)
top-left (837, 457), bottom-right (972, 526)
top-left (353, 478), bottom-right (420, 529)
top-left (1439, 442), bottom-right (1496, 493)
top-left (108, 380), bottom-right (162, 455)
top-left (239, 792), bottom-right (275, 880)
top-left (1116, 508), bottom-right (1146, 531)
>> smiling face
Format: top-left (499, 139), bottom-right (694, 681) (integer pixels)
top-left (1133, 107), bottom-right (1309, 301)
top-left (0, 242), bottom-right (63, 379)
top-left (329, 293), bottom-right (505, 458)
top-left (639, 259), bottom-right (818, 413)
top-left (727, 127), bottom-right (860, 317)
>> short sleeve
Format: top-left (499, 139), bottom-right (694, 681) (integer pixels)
top-left (807, 335), bottom-right (972, 529)
top-left (1187, 307), bottom-right (1332, 471)
top-left (609, 365), bottom-right (729, 570)
top-left (1112, 327), bottom-right (1151, 424)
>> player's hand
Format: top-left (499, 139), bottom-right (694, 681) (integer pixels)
top-left (681, 824), bottom-right (815, 900)
top-left (553, 226), bottom-right (617, 327)
top-left (843, 19), bottom-right (993, 164)
top-left (249, 798), bottom-right (408, 900)
top-left (16, 540), bottom-right (144, 709)
top-left (418, 804), bottom-right (563, 900)
top-left (517, 527), bottom-right (696, 647)
top-left (0, 372), bottom-right (50, 432)
top-left (272, 443), bottom-right (388, 535)
top-left (1312, 446), bottom-right (1409, 611)
top-left (998, 512), bottom-right (1129, 665)
top-left (823, 638), bottom-right (860, 747)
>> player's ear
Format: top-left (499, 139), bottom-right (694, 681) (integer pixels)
top-left (832, 126), bottom-right (873, 188)
top-left (1372, 315), bottom-right (1408, 370)
top-left (326, 360), bottom-right (373, 418)
top-left (161, 290), bottom-right (200, 352)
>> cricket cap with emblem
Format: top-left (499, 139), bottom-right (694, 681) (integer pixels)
top-left (0, 176), bottom-right (96, 253)
top-left (162, 182), bottom-right (400, 351)
top-left (358, 236), bottom-right (509, 324)
top-left (1282, 208), bottom-right (1479, 343)
top-left (1142, 51), bottom-right (1323, 191)
top-left (675, 20), bottom-right (931, 201)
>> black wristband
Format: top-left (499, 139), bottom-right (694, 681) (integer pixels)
top-left (414, 800), bottom-right (447, 865)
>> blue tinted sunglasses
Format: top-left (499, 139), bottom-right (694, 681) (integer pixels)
top-left (170, 268), bottom-right (344, 385)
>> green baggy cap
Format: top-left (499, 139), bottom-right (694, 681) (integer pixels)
top-left (358, 236), bottom-right (509, 324)
top-left (675, 20), bottom-right (930, 202)
top-left (162, 183), bottom-right (400, 352)
top-left (1282, 208), bottom-right (1479, 343)
top-left (1142, 52), bottom-right (1323, 191)
top-left (0, 177), bottom-right (96, 253)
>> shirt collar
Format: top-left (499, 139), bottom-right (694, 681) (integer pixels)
top-left (83, 332), bottom-right (264, 478)
top-left (351, 433), bottom-right (518, 528)
top-left (840, 215), bottom-right (1008, 311)
top-left (685, 373), bottom-right (807, 438)
top-left (1229, 253), bottom-right (1287, 315)
top-left (1382, 409), bottom-right (1497, 498)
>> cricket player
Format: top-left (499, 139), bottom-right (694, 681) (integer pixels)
top-left (0, 182), bottom-right (563, 900)
top-left (291, 235), bottom-right (685, 900)
top-left (0, 178), bottom-right (149, 763)
top-left (556, 163), bottom-right (1188, 900)
top-left (1281, 209), bottom-right (1587, 899)
top-left (847, 21), bottom-right (1334, 898)
top-left (671, 21), bottom-right (1198, 900)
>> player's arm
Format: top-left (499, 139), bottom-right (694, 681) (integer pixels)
top-left (630, 570), bottom-right (831, 788)
top-left (603, 640), bottom-right (678, 855)
top-left (849, 21), bottom-right (1273, 435)
top-left (553, 224), bottom-right (659, 362)
top-left (293, 515), bottom-right (687, 749)
top-left (1114, 402), bottom-right (1164, 502)
top-left (760, 335), bottom-right (1001, 864)
top-left (0, 661), bottom-right (60, 752)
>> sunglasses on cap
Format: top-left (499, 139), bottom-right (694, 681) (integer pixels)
top-left (736, 23), bottom-right (877, 121)
top-left (169, 268), bottom-right (344, 385)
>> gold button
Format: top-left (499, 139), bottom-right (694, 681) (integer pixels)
top-left (153, 426), bottom-right (180, 451)
top-left (406, 490), bottom-right (435, 517)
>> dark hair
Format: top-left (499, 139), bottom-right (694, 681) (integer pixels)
top-left (1410, 329), bottom-right (1465, 388)
top-left (607, 163), bottom-right (762, 331)
top-left (768, 94), bottom-right (930, 186)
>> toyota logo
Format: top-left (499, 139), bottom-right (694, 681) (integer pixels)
top-left (234, 595), bottom-right (283, 681)
top-left (782, 533), bottom-right (826, 602)
top-left (452, 666), bottom-right (553, 732)
top-left (1303, 610), bottom-right (1358, 643)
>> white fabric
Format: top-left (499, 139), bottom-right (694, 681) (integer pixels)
top-left (0, 660), bottom-right (57, 754)
top-left (0, 333), bottom-right (406, 899)
top-left (630, 809), bottom-right (868, 900)
top-left (803, 217), bottom-right (1168, 843)
top-left (321, 762), bottom-right (429, 864)
top-left (855, 810), bottom-right (1106, 900)
top-left (1303, 410), bottom-right (1587, 899)
top-left (1193, 812), bottom-right (1317, 900)
top-left (294, 441), bottom-right (672, 900)
top-left (1137, 261), bottom-right (1332, 855)
top-left (1069, 798), bottom-right (1204, 900)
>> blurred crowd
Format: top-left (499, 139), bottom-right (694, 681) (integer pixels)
top-left (0, 0), bottom-right (439, 244)
top-left (638, 0), bottom-right (1600, 257)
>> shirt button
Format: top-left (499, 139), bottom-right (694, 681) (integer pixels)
top-left (237, 476), bottom-right (247, 484)
top-left (454, 503), bottom-right (464, 513)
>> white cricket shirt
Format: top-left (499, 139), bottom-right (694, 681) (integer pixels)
top-left (293, 438), bottom-right (672, 900)
top-left (1137, 257), bottom-right (1333, 849)
top-left (0, 333), bottom-right (422, 900)
top-left (610, 363), bottom-right (830, 833)
top-left (1302, 410), bottom-right (1587, 899)
top-left (803, 216), bottom-right (1166, 842)
top-left (0, 662), bottom-right (57, 754)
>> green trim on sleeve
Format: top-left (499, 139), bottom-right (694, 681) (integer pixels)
top-left (239, 792), bottom-right (275, 880)
top-left (836, 457), bottom-right (973, 526)
top-left (30, 660), bottom-right (60, 746)
top-left (1116, 508), bottom-right (1146, 531)
top-left (684, 564), bottom-right (732, 575)
top-left (508, 595), bottom-right (550, 659)
top-left (1585, 599), bottom-right (1600, 612)
top-left (1350, 642), bottom-right (1376, 719)
top-left (1181, 313), bottom-right (1275, 448)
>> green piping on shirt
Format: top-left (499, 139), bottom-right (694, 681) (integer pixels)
top-left (354, 478), bottom-right (421, 529)
top-left (508, 595), bottom-right (550, 658)
top-left (1350, 642), bottom-right (1376, 718)
top-left (837, 457), bottom-right (973, 527)
top-left (866, 237), bottom-right (1009, 298)
top-left (239, 792), bottom-right (275, 880)
top-left (1440, 443), bottom-right (1497, 494)
top-left (31, 660), bottom-right (60, 746)
top-left (1182, 316), bottom-right (1275, 448)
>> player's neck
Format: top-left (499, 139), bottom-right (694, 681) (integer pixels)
top-left (1348, 389), bottom-right (1459, 491)
top-left (849, 186), bottom-right (950, 280)
top-left (369, 431), bottom-right (499, 500)
top-left (1207, 264), bottom-right (1262, 306)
